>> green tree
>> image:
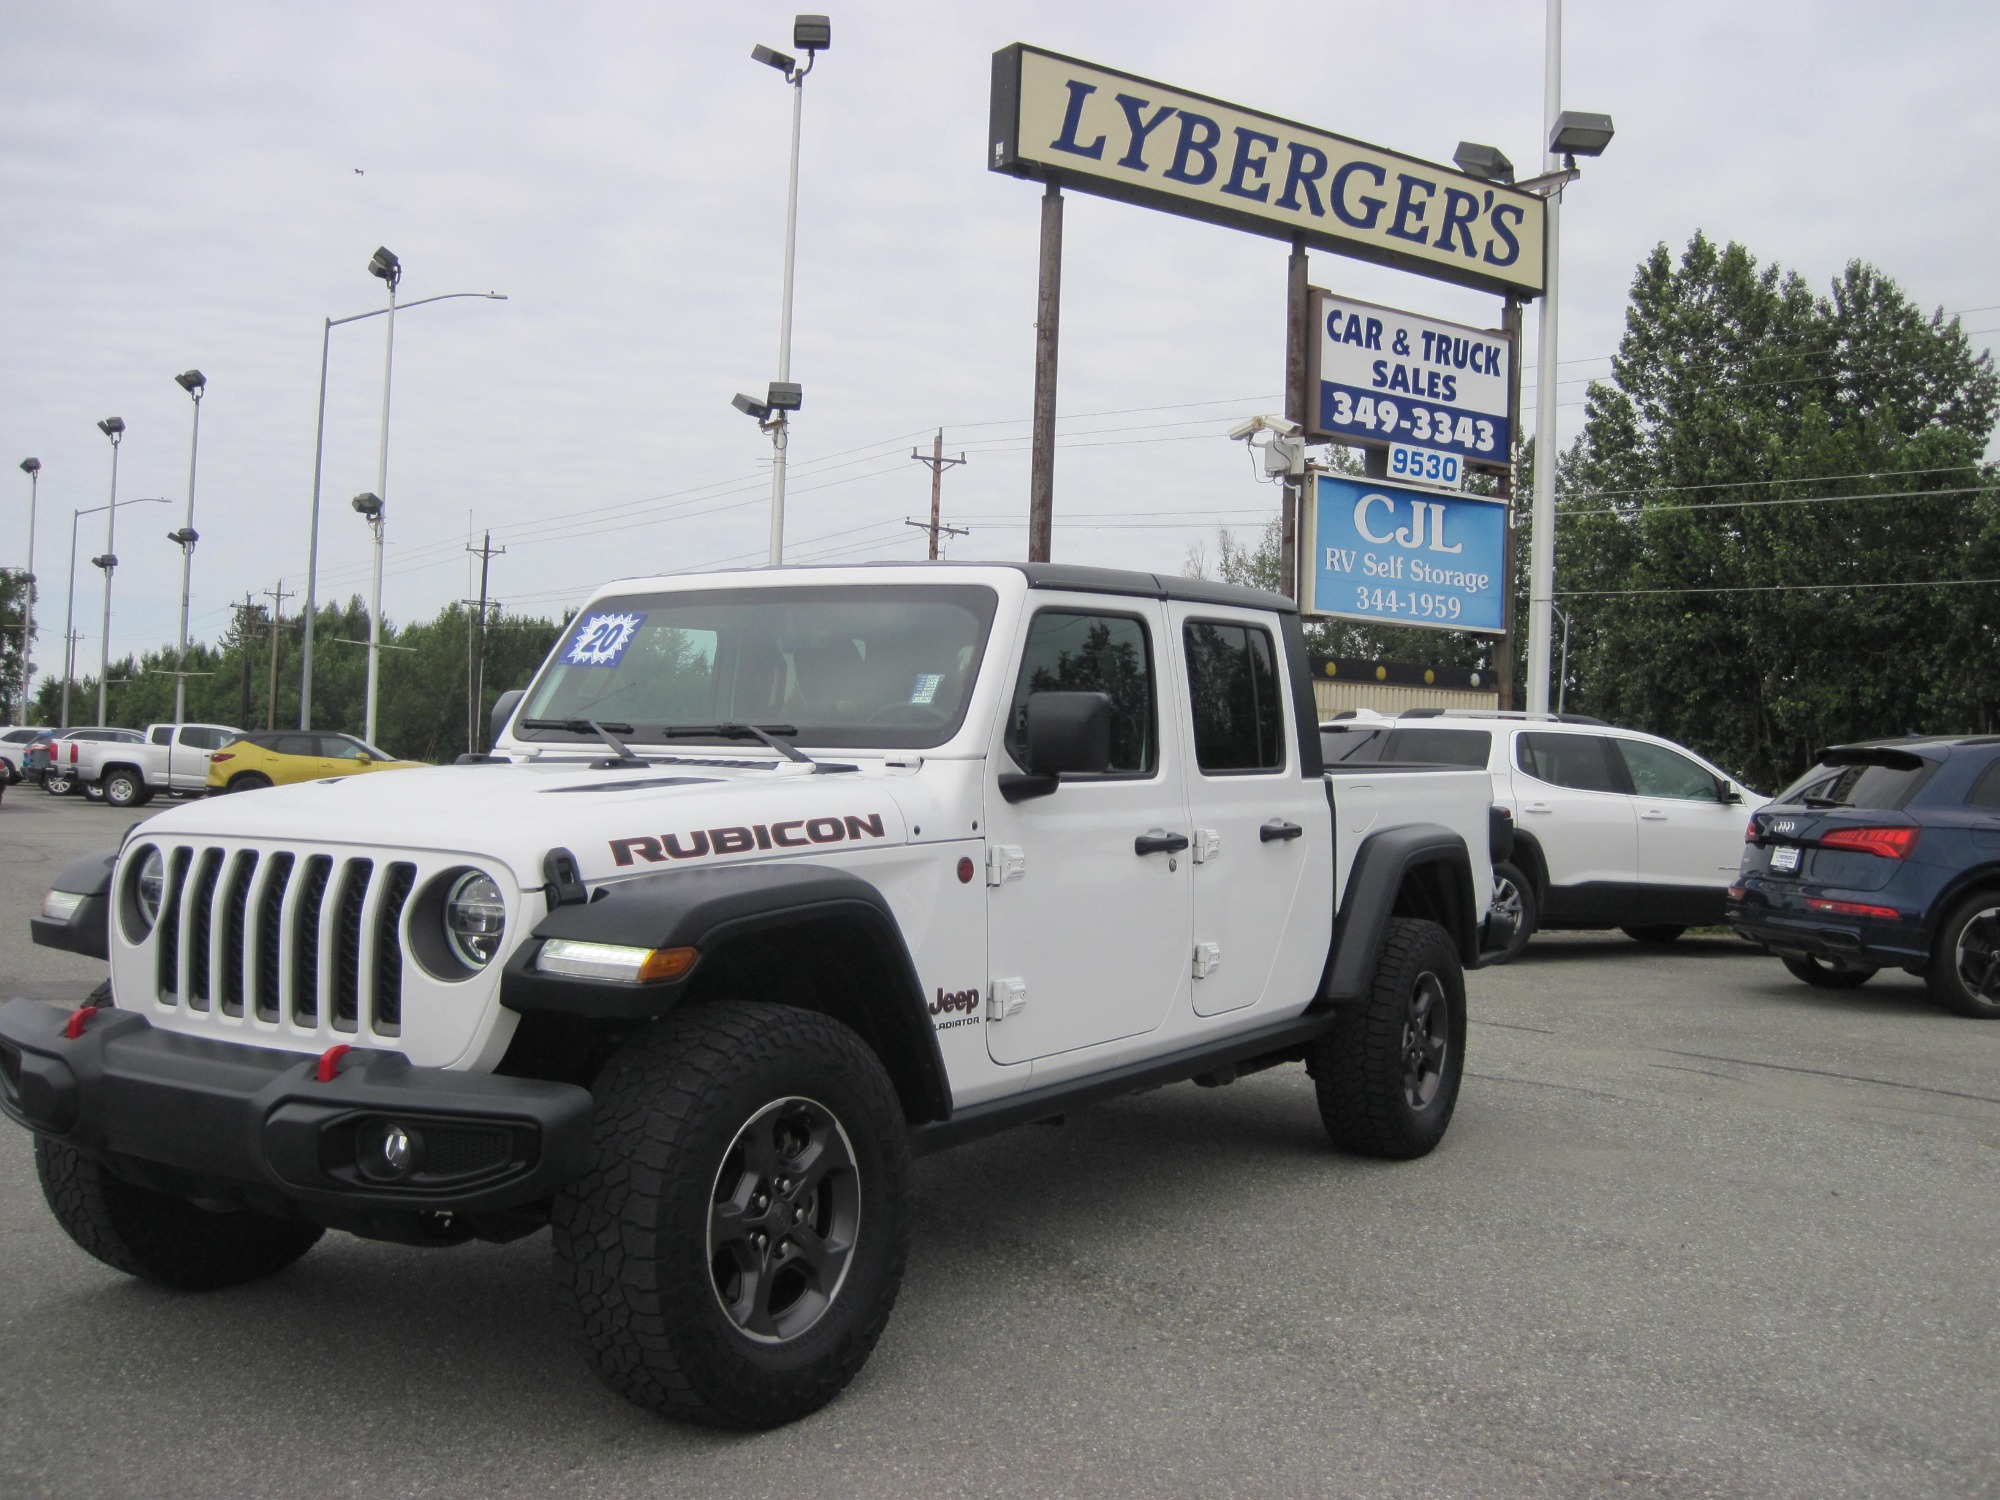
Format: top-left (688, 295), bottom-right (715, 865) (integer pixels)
top-left (1557, 232), bottom-right (2000, 789)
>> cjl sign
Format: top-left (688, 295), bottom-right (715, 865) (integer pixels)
top-left (1304, 474), bottom-right (1507, 635)
top-left (1308, 292), bottom-right (1513, 470)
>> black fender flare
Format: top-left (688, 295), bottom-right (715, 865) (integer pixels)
top-left (500, 862), bottom-right (949, 1122)
top-left (1323, 824), bottom-right (1479, 1001)
top-left (29, 848), bottom-right (119, 961)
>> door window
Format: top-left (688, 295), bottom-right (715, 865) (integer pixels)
top-left (1005, 611), bottom-right (1156, 776)
top-left (180, 726), bottom-right (230, 750)
top-left (1616, 739), bottom-right (1720, 800)
top-left (274, 735), bottom-right (318, 757)
top-left (1517, 732), bottom-right (1624, 793)
top-left (150, 726), bottom-right (172, 745)
top-left (1379, 727), bottom-right (1493, 768)
top-left (1183, 620), bottom-right (1284, 773)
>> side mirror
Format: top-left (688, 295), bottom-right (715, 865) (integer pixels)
top-left (1719, 780), bottom-right (1743, 805)
top-left (490, 688), bottom-right (525, 749)
top-left (1000, 691), bottom-right (1113, 803)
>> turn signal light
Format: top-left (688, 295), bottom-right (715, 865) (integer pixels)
top-left (1819, 826), bottom-right (1918, 860)
top-left (1805, 898), bottom-right (1900, 920)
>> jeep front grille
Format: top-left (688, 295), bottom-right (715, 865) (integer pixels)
top-left (146, 844), bottom-right (419, 1040)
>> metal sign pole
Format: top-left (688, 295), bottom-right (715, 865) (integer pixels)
top-left (1028, 181), bottom-right (1063, 563)
top-left (1282, 239), bottom-right (1308, 601)
top-left (1496, 295), bottom-right (1523, 710)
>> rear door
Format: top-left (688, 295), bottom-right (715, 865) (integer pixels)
top-left (1510, 730), bottom-right (1638, 920)
top-left (1170, 604), bottom-right (1331, 1018)
top-left (982, 600), bottom-right (1192, 1066)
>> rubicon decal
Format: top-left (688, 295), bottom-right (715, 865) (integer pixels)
top-left (610, 813), bottom-right (889, 867)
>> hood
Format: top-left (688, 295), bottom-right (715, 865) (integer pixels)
top-left (131, 759), bottom-right (914, 889)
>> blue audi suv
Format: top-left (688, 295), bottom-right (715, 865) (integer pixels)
top-left (1727, 736), bottom-right (2000, 1017)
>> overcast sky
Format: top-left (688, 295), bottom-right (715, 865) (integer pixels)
top-left (5, 0), bottom-right (1996, 702)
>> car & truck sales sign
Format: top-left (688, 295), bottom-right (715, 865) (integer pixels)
top-left (989, 45), bottom-right (1546, 298)
top-left (1304, 474), bottom-right (1506, 634)
top-left (1310, 293), bottom-right (1513, 469)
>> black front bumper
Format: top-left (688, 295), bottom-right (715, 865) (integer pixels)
top-left (0, 998), bottom-right (594, 1219)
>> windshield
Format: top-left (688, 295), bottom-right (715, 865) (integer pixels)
top-left (1775, 756), bottom-right (1936, 810)
top-left (518, 584), bottom-right (1000, 750)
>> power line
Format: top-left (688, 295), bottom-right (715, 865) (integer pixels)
top-left (1559, 482), bottom-right (1993, 519)
top-left (1557, 576), bottom-right (2000, 598)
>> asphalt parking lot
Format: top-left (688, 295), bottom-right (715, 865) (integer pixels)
top-left (1, 789), bottom-right (1996, 1499)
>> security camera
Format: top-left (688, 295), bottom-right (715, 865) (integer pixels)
top-left (1228, 414), bottom-right (1302, 442)
top-left (1227, 416), bottom-right (1264, 442)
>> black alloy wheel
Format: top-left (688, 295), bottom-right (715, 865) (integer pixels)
top-left (1402, 970), bottom-right (1450, 1110)
top-left (707, 1096), bottom-right (861, 1344)
top-left (1931, 894), bottom-right (2000, 1018)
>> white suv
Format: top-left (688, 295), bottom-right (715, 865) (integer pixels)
top-left (1323, 710), bottom-right (1767, 959)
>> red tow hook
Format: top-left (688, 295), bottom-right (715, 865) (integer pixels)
top-left (63, 1006), bottom-right (100, 1040)
top-left (315, 1044), bottom-right (352, 1083)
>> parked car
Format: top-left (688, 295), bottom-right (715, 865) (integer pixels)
top-left (1728, 735), bottom-right (2000, 1017)
top-left (37, 727), bottom-right (146, 796)
top-left (1322, 709), bottom-right (1766, 960)
top-left (206, 730), bottom-right (424, 791)
top-left (0, 726), bottom-right (51, 784)
top-left (73, 722), bottom-right (239, 807)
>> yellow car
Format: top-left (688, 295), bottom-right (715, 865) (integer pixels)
top-left (206, 730), bottom-right (425, 793)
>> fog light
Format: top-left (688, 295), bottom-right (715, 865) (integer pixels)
top-left (536, 938), bottom-right (698, 983)
top-left (356, 1119), bottom-right (422, 1182)
top-left (41, 889), bottom-right (86, 922)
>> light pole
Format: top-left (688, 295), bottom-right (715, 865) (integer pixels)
top-left (169, 369), bottom-right (205, 724)
top-left (738, 15), bottom-right (829, 566)
top-left (297, 289), bottom-right (506, 730)
top-left (350, 491), bottom-right (385, 739)
top-left (1524, 0), bottom-right (1614, 716)
top-left (62, 494), bottom-right (167, 728)
top-left (93, 417), bottom-right (125, 726)
top-left (16, 457), bottom-right (39, 721)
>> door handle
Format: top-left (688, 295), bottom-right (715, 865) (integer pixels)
top-left (1640, 810), bottom-right (1668, 821)
top-left (1134, 829), bottom-right (1191, 856)
top-left (1522, 801), bottom-right (1553, 814)
top-left (1260, 819), bottom-right (1304, 842)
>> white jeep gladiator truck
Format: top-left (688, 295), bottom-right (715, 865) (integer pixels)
top-left (4, 563), bottom-right (1497, 1429)
top-left (72, 721), bottom-right (240, 807)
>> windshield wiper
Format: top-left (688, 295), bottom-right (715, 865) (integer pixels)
top-left (519, 718), bottom-right (646, 767)
top-left (657, 723), bottom-right (817, 765)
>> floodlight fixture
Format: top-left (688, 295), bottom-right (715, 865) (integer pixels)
top-left (351, 491), bottom-right (383, 518)
top-left (1550, 111), bottom-right (1614, 159)
top-left (174, 368), bottom-right (207, 395)
top-left (168, 527), bottom-right (199, 547)
top-left (793, 14), bottom-right (830, 51)
top-left (92, 554), bottom-right (117, 571)
top-left (20, 457), bottom-right (39, 475)
top-left (367, 245), bottom-right (402, 288)
top-left (97, 416), bottom-right (125, 439)
top-left (1453, 141), bottom-right (1514, 184)
top-left (732, 392), bottom-right (771, 420)
top-left (766, 381), bottom-right (803, 412)
top-left (752, 43), bottom-right (795, 74)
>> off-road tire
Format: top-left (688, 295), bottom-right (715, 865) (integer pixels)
top-left (227, 772), bottom-right (272, 793)
top-left (552, 1001), bottom-right (911, 1429)
top-left (103, 769), bottom-right (151, 808)
top-left (1782, 955), bottom-right (1876, 989)
top-left (1927, 892), bottom-right (2000, 1018)
top-left (1622, 924), bottom-right (1687, 945)
top-left (1484, 862), bottom-right (1537, 964)
top-left (34, 1137), bottom-right (322, 1290)
top-left (1310, 917), bottom-right (1466, 1160)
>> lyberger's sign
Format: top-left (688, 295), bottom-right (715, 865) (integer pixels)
top-left (990, 45), bottom-right (1546, 297)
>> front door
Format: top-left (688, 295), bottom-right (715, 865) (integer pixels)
top-left (1614, 736), bottom-right (1746, 916)
top-left (983, 601), bottom-right (1191, 1067)
top-left (1509, 730), bottom-right (1638, 922)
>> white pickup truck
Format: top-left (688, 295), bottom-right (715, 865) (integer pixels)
top-left (5, 563), bottom-right (1498, 1430)
top-left (71, 722), bottom-right (240, 807)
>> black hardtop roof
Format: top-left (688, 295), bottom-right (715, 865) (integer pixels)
top-left (600, 561), bottom-right (1297, 615)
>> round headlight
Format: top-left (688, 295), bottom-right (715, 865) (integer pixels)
top-left (134, 846), bottom-right (165, 933)
top-left (443, 871), bottom-right (506, 969)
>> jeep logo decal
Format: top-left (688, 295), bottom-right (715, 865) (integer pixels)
top-left (929, 987), bottom-right (979, 1017)
top-left (610, 813), bottom-right (889, 867)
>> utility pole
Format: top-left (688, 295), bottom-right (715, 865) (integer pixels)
top-left (262, 582), bottom-right (294, 730)
top-left (232, 595), bottom-right (258, 728)
top-left (464, 531), bottom-right (506, 754)
top-left (907, 431), bottom-right (969, 560)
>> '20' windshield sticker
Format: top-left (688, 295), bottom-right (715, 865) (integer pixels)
top-left (563, 612), bottom-right (645, 668)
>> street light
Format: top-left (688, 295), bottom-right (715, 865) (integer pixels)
top-left (93, 417), bottom-right (125, 726)
top-left (741, 14), bottom-right (830, 566)
top-left (358, 247), bottom-right (402, 747)
top-left (170, 368), bottom-right (206, 725)
top-left (297, 288), bottom-right (506, 731)
top-left (1522, 16), bottom-right (1615, 716)
top-left (60, 494), bottom-right (167, 728)
top-left (16, 458), bottom-right (39, 721)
